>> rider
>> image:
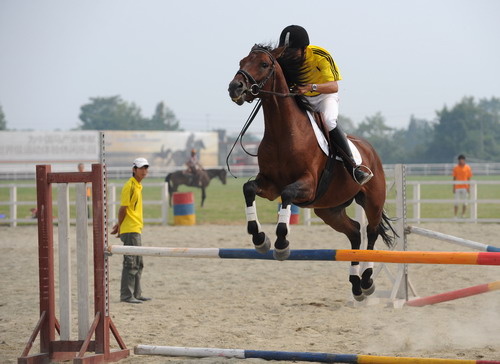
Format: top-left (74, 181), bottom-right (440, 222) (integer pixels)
top-left (185, 148), bottom-right (202, 185)
top-left (278, 25), bottom-right (372, 185)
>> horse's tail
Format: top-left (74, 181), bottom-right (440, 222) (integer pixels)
top-left (378, 210), bottom-right (398, 249)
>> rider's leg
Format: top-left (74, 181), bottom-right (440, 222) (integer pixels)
top-left (329, 126), bottom-right (372, 185)
top-left (308, 93), bottom-right (372, 185)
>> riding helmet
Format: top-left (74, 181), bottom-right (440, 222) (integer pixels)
top-left (279, 25), bottom-right (310, 48)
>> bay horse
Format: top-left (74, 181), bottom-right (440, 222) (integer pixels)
top-left (165, 168), bottom-right (227, 207)
top-left (228, 45), bottom-right (395, 301)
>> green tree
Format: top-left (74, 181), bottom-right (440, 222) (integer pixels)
top-left (337, 114), bottom-right (355, 133)
top-left (353, 112), bottom-right (404, 163)
top-left (147, 101), bottom-right (180, 130)
top-left (427, 97), bottom-right (500, 162)
top-left (0, 105), bottom-right (7, 130)
top-left (79, 96), bottom-right (144, 130)
top-left (79, 96), bottom-right (181, 131)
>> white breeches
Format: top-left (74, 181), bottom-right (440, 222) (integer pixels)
top-left (306, 93), bottom-right (339, 131)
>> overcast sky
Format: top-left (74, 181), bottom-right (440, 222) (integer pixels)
top-left (1, 0), bottom-right (499, 134)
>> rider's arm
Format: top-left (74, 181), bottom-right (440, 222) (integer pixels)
top-left (297, 81), bottom-right (338, 94)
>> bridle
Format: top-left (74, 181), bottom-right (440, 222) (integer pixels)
top-left (236, 47), bottom-right (296, 99)
top-left (226, 47), bottom-right (296, 177)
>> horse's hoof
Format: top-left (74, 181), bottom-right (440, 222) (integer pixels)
top-left (353, 293), bottom-right (365, 302)
top-left (273, 246), bottom-right (290, 261)
top-left (361, 281), bottom-right (376, 297)
top-left (254, 234), bottom-right (271, 254)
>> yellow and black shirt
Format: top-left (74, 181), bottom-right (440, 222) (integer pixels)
top-left (302, 45), bottom-right (342, 96)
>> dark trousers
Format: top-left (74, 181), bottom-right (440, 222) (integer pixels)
top-left (120, 232), bottom-right (144, 300)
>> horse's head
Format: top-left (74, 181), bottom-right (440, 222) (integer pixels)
top-left (219, 169), bottom-right (227, 184)
top-left (228, 45), bottom-right (285, 105)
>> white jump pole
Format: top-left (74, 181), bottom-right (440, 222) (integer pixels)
top-left (407, 226), bottom-right (500, 253)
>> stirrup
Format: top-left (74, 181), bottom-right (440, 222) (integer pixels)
top-left (353, 165), bottom-right (374, 186)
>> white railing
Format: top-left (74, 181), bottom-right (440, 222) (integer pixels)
top-left (0, 182), bottom-right (170, 227)
top-left (303, 179), bottom-right (500, 225)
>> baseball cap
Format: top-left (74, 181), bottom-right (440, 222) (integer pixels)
top-left (133, 157), bottom-right (149, 168)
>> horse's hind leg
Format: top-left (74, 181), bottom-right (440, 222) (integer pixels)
top-left (314, 206), bottom-right (365, 301)
top-left (357, 192), bottom-right (389, 298)
top-left (243, 180), bottom-right (271, 254)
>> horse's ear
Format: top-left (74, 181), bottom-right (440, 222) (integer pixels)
top-left (274, 46), bottom-right (287, 59)
top-left (251, 44), bottom-right (260, 51)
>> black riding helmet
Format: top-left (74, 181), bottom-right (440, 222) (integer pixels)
top-left (279, 25), bottom-right (310, 49)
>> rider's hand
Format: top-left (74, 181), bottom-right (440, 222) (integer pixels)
top-left (296, 84), bottom-right (311, 95)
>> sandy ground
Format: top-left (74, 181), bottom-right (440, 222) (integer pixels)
top-left (1, 223), bottom-right (500, 363)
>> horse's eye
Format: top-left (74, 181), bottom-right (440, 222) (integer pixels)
top-left (262, 62), bottom-right (269, 69)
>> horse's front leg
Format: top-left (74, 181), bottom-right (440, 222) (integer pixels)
top-left (274, 179), bottom-right (313, 261)
top-left (243, 180), bottom-right (271, 254)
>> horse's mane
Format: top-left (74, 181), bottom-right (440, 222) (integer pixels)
top-left (254, 44), bottom-right (313, 113)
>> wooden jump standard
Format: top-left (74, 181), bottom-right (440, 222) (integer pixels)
top-left (19, 164), bottom-right (129, 364)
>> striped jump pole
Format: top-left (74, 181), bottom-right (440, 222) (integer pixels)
top-left (406, 280), bottom-right (500, 307)
top-left (406, 226), bottom-right (500, 253)
top-left (134, 345), bottom-right (500, 363)
top-left (107, 246), bottom-right (500, 266)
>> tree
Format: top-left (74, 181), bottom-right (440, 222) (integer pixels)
top-left (0, 105), bottom-right (7, 130)
top-left (147, 102), bottom-right (180, 130)
top-left (427, 97), bottom-right (500, 162)
top-left (337, 114), bottom-right (355, 133)
top-left (353, 112), bottom-right (404, 163)
top-left (79, 96), bottom-right (181, 131)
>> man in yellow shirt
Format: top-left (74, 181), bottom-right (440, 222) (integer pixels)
top-left (452, 154), bottom-right (473, 218)
top-left (278, 25), bottom-right (372, 185)
top-left (111, 157), bottom-right (151, 304)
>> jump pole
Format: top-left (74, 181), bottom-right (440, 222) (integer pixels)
top-left (134, 345), bottom-right (500, 364)
top-left (406, 226), bottom-right (500, 253)
top-left (107, 245), bottom-right (500, 266)
top-left (405, 280), bottom-right (500, 307)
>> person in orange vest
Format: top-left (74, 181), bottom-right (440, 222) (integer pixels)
top-left (452, 154), bottom-right (473, 218)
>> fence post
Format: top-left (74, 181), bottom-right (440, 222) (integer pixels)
top-left (109, 184), bottom-right (116, 225)
top-left (76, 183), bottom-right (90, 340)
top-left (162, 183), bottom-right (169, 226)
top-left (303, 209), bottom-right (311, 226)
top-left (57, 183), bottom-right (72, 341)
top-left (10, 185), bottom-right (17, 227)
top-left (413, 183), bottom-right (420, 223)
top-left (470, 182), bottom-right (478, 222)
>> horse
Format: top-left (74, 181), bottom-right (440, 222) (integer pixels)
top-left (228, 45), bottom-right (395, 301)
top-left (165, 168), bottom-right (227, 207)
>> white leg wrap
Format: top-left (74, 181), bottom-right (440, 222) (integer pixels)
top-left (246, 201), bottom-right (261, 233)
top-left (360, 261), bottom-right (374, 274)
top-left (349, 264), bottom-right (360, 276)
top-left (278, 205), bottom-right (292, 233)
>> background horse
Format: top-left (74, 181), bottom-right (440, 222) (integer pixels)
top-left (165, 168), bottom-right (227, 207)
top-left (228, 45), bottom-right (395, 301)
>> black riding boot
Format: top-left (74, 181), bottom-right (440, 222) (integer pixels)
top-left (329, 127), bottom-right (373, 185)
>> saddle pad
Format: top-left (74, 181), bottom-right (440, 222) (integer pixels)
top-left (306, 111), bottom-right (362, 165)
